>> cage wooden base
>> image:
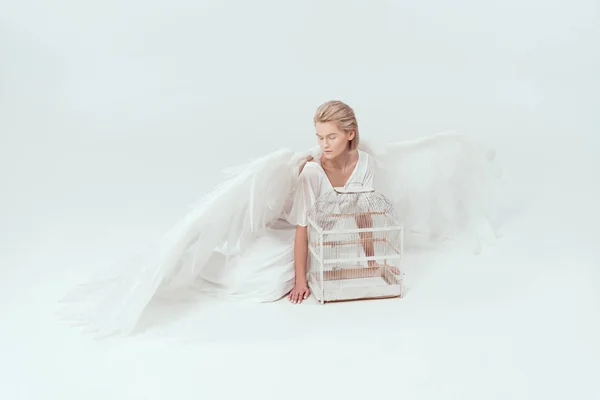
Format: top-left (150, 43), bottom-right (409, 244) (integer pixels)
top-left (308, 266), bottom-right (403, 304)
top-left (317, 293), bottom-right (402, 304)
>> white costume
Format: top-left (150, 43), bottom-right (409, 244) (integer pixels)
top-left (59, 132), bottom-right (500, 337)
top-left (196, 148), bottom-right (375, 302)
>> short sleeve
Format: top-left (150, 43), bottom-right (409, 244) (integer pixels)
top-left (286, 164), bottom-right (321, 227)
top-left (363, 153), bottom-right (374, 189)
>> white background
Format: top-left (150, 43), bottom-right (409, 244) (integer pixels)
top-left (1, 0), bottom-right (599, 399)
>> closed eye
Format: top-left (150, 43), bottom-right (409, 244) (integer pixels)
top-left (316, 134), bottom-right (337, 140)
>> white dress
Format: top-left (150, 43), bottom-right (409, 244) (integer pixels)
top-left (59, 132), bottom-right (501, 337)
top-left (195, 149), bottom-right (374, 302)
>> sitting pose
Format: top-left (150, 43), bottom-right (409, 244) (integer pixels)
top-left (60, 100), bottom-right (501, 337)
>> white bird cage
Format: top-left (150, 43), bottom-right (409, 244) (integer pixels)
top-left (306, 185), bottom-right (404, 304)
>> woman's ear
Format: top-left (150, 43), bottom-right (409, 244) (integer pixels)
top-left (348, 130), bottom-right (356, 141)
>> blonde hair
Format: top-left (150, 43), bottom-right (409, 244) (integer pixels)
top-left (314, 100), bottom-right (359, 150)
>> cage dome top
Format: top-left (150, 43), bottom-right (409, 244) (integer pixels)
top-left (307, 186), bottom-right (399, 231)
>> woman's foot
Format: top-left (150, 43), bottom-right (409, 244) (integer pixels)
top-left (369, 261), bottom-right (401, 275)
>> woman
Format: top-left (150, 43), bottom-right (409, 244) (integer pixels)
top-left (60, 100), bottom-right (500, 337)
top-left (288, 100), bottom-right (371, 304)
top-left (197, 100), bottom-right (373, 305)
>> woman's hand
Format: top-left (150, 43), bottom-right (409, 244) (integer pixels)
top-left (288, 281), bottom-right (310, 304)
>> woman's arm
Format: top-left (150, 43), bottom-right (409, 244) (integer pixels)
top-left (355, 212), bottom-right (400, 273)
top-left (288, 225), bottom-right (311, 303)
top-left (355, 213), bottom-right (376, 267)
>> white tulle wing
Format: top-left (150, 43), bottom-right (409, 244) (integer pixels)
top-left (58, 148), bottom-right (309, 337)
top-left (359, 131), bottom-right (501, 252)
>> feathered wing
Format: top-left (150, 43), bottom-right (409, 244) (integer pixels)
top-left (58, 148), bottom-right (312, 337)
top-left (359, 131), bottom-right (502, 252)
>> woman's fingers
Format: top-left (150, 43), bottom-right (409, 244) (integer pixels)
top-left (288, 287), bottom-right (311, 304)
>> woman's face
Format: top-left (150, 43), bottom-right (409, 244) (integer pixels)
top-left (315, 122), bottom-right (354, 160)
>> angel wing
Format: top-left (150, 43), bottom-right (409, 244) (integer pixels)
top-left (359, 131), bottom-right (502, 253)
top-left (58, 147), bottom-right (312, 337)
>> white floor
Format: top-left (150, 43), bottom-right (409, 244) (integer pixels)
top-left (1, 174), bottom-right (598, 399)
